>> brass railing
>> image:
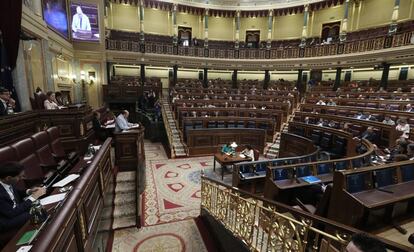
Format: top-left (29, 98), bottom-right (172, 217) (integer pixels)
top-left (200, 176), bottom-right (410, 252)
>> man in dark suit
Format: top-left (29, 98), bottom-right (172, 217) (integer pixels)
top-left (0, 87), bottom-right (15, 116)
top-left (360, 126), bottom-right (378, 143)
top-left (0, 162), bottom-right (46, 246)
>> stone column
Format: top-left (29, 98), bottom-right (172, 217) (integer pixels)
top-left (32, 0), bottom-right (43, 17)
top-left (232, 70), bottom-right (238, 89)
top-left (380, 63), bottom-right (391, 90)
top-left (300, 5), bottom-right (309, 48)
top-left (140, 64), bottom-right (145, 84)
top-left (267, 10), bottom-right (273, 49)
top-left (139, 0), bottom-right (145, 42)
top-left (235, 10), bottom-right (240, 49)
top-left (340, 0), bottom-right (350, 42)
top-left (172, 4), bottom-right (178, 45)
top-left (12, 41), bottom-right (31, 111)
top-left (389, 0), bottom-right (400, 35)
top-left (203, 68), bottom-right (208, 88)
top-left (204, 9), bottom-right (209, 48)
top-left (173, 65), bottom-right (178, 86)
top-left (334, 67), bottom-right (342, 91)
top-left (296, 69), bottom-right (304, 93)
top-left (264, 70), bottom-right (270, 89)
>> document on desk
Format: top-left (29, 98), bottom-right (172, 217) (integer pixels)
top-left (52, 174), bottom-right (80, 187)
top-left (40, 193), bottom-right (67, 206)
top-left (16, 245), bottom-right (32, 252)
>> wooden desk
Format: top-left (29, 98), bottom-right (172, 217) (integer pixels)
top-left (186, 128), bottom-right (266, 156)
top-left (274, 174), bottom-right (333, 190)
top-left (351, 180), bottom-right (414, 209)
top-left (114, 127), bottom-right (145, 171)
top-left (3, 138), bottom-right (113, 252)
top-left (214, 153), bottom-right (251, 180)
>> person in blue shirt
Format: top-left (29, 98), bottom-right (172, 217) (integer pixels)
top-left (115, 110), bottom-right (134, 133)
top-left (221, 143), bottom-right (234, 155)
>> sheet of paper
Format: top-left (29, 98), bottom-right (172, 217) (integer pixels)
top-left (40, 193), bottom-right (67, 206)
top-left (239, 154), bottom-right (246, 158)
top-left (16, 245), bottom-right (32, 252)
top-left (52, 174), bottom-right (80, 188)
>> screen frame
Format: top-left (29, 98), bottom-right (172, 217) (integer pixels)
top-left (41, 0), bottom-right (70, 40)
top-left (69, 1), bottom-right (100, 43)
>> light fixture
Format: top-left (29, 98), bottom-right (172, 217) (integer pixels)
top-left (72, 74), bottom-right (77, 84)
top-left (80, 71), bottom-right (86, 81)
top-left (88, 71), bottom-right (96, 85)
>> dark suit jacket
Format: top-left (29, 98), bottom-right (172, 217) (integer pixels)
top-left (0, 101), bottom-right (7, 116)
top-left (0, 185), bottom-right (32, 232)
top-left (361, 131), bottom-right (377, 143)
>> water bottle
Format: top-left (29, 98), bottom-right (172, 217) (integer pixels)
top-left (29, 200), bottom-right (48, 225)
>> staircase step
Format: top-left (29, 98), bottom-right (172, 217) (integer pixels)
top-left (115, 181), bottom-right (135, 193)
top-left (116, 171), bottom-right (136, 183)
top-left (114, 192), bottom-right (136, 205)
top-left (113, 202), bottom-right (136, 218)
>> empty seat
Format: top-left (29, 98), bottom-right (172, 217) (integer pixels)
top-left (255, 162), bottom-right (267, 176)
top-left (47, 127), bottom-right (66, 158)
top-left (207, 121), bottom-right (217, 128)
top-left (217, 121), bottom-right (225, 128)
top-left (335, 160), bottom-right (349, 171)
top-left (375, 168), bottom-right (397, 187)
top-left (31, 131), bottom-right (57, 168)
top-left (331, 137), bottom-right (347, 156)
top-left (0, 146), bottom-right (18, 164)
top-left (320, 133), bottom-right (332, 149)
top-left (273, 168), bottom-right (290, 180)
top-left (296, 165), bottom-right (312, 177)
top-left (317, 163), bottom-right (333, 174)
top-left (11, 138), bottom-right (45, 185)
top-left (401, 164), bottom-right (414, 182)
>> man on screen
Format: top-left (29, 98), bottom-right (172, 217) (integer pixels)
top-left (72, 6), bottom-right (91, 33)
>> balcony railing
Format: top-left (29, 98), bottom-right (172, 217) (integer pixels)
top-left (106, 31), bottom-right (413, 60)
top-left (200, 175), bottom-right (410, 251)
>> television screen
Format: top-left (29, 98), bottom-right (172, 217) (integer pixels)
top-left (70, 2), bottom-right (99, 42)
top-left (42, 0), bottom-right (69, 38)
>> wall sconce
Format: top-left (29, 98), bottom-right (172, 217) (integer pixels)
top-left (88, 71), bottom-right (96, 85)
top-left (80, 71), bottom-right (86, 82)
top-left (72, 74), bottom-right (77, 84)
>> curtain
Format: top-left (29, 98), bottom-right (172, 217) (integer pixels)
top-left (0, 0), bottom-right (23, 70)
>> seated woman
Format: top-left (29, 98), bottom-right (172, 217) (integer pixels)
top-left (241, 145), bottom-right (255, 160)
top-left (396, 119), bottom-right (410, 139)
top-left (43, 91), bottom-right (60, 110)
top-left (221, 143), bottom-right (235, 155)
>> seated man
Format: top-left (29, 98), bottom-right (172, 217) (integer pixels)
top-left (346, 233), bottom-right (386, 252)
top-left (360, 126), bottom-right (378, 143)
top-left (0, 87), bottom-right (16, 116)
top-left (0, 162), bottom-right (46, 245)
top-left (114, 110), bottom-right (137, 133)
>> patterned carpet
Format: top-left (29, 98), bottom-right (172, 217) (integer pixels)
top-left (142, 156), bottom-right (214, 226)
top-left (112, 219), bottom-right (208, 252)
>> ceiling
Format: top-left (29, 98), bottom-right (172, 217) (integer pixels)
top-left (158, 0), bottom-right (326, 11)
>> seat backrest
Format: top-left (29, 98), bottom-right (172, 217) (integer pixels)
top-left (46, 127), bottom-right (66, 157)
top-left (11, 139), bottom-right (44, 181)
top-left (31, 131), bottom-right (56, 166)
top-left (11, 138), bottom-right (35, 159)
top-left (0, 146), bottom-right (18, 164)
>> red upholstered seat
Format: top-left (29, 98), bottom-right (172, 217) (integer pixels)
top-left (31, 131), bottom-right (57, 167)
top-left (0, 146), bottom-right (18, 164)
top-left (11, 139), bottom-right (44, 185)
top-left (46, 127), bottom-right (66, 158)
